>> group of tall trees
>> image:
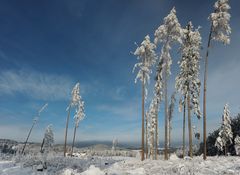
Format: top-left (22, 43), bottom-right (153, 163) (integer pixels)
top-left (20, 82), bottom-right (85, 157)
top-left (133, 0), bottom-right (231, 161)
top-left (64, 82), bottom-right (85, 156)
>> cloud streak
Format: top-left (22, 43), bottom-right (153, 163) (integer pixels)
top-left (0, 69), bottom-right (74, 101)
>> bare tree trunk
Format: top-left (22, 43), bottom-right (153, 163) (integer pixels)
top-left (169, 120), bottom-right (171, 158)
top-left (64, 107), bottom-right (71, 157)
top-left (21, 121), bottom-right (36, 154)
top-left (182, 99), bottom-right (186, 158)
top-left (187, 93), bottom-right (193, 157)
top-left (203, 24), bottom-right (213, 160)
top-left (155, 106), bottom-right (159, 160)
top-left (71, 126), bottom-right (77, 156)
top-left (141, 73), bottom-right (145, 161)
top-left (164, 68), bottom-right (169, 160)
top-left (149, 130), bottom-right (154, 159)
top-left (225, 145), bottom-right (227, 156)
top-left (145, 114), bottom-right (148, 159)
top-left (40, 138), bottom-right (45, 153)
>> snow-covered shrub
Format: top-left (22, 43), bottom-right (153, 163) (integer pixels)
top-left (215, 104), bottom-right (233, 154)
top-left (234, 135), bottom-right (240, 155)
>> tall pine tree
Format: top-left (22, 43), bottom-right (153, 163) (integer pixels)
top-left (203, 0), bottom-right (231, 160)
top-left (176, 22), bottom-right (201, 157)
top-left (154, 7), bottom-right (182, 160)
top-left (133, 35), bottom-right (157, 161)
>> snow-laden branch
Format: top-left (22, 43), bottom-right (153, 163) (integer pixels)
top-left (215, 104), bottom-right (233, 152)
top-left (154, 7), bottom-right (182, 77)
top-left (133, 35), bottom-right (157, 99)
top-left (209, 0), bottom-right (231, 44)
top-left (175, 22), bottom-right (202, 118)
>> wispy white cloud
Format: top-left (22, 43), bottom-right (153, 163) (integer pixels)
top-left (0, 69), bottom-right (74, 101)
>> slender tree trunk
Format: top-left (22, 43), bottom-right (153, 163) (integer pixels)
top-left (169, 120), bottom-right (171, 157)
top-left (203, 24), bottom-right (213, 160)
top-left (71, 126), bottom-right (77, 156)
top-left (40, 138), bottom-right (45, 153)
top-left (151, 131), bottom-right (154, 159)
top-left (225, 145), bottom-right (227, 156)
top-left (155, 106), bottom-right (159, 160)
top-left (141, 73), bottom-right (145, 161)
top-left (64, 107), bottom-right (71, 157)
top-left (164, 68), bottom-right (169, 160)
top-left (21, 121), bottom-right (36, 154)
top-left (145, 114), bottom-right (148, 159)
top-left (187, 93), bottom-right (193, 157)
top-left (182, 99), bottom-right (186, 158)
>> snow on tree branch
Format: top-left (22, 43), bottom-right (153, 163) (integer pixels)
top-left (71, 83), bottom-right (81, 107)
top-left (133, 35), bottom-right (157, 98)
top-left (74, 97), bottom-right (85, 128)
top-left (209, 0), bottom-right (231, 44)
top-left (175, 22), bottom-right (202, 118)
top-left (44, 124), bottom-right (54, 151)
top-left (169, 92), bottom-right (176, 121)
top-left (215, 104), bottom-right (233, 151)
top-left (154, 7), bottom-right (182, 76)
top-left (146, 95), bottom-right (159, 159)
top-left (235, 135), bottom-right (240, 145)
top-left (154, 60), bottom-right (164, 102)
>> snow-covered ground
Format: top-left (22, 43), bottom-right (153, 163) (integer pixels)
top-left (103, 155), bottom-right (240, 175)
top-left (1, 154), bottom-right (240, 175)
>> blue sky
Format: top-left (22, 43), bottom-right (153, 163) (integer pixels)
top-left (0, 0), bottom-right (239, 145)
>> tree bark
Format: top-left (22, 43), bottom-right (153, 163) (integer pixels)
top-left (71, 126), bottom-right (77, 156)
top-left (164, 67), bottom-right (169, 160)
top-left (155, 105), bottom-right (159, 160)
top-left (187, 93), bottom-right (193, 157)
top-left (40, 138), bottom-right (45, 153)
top-left (225, 145), bottom-right (227, 156)
top-left (203, 24), bottom-right (213, 160)
top-left (182, 99), bottom-right (186, 158)
top-left (145, 113), bottom-right (148, 159)
top-left (169, 119), bottom-right (171, 158)
top-left (64, 107), bottom-right (71, 157)
top-left (141, 72), bottom-right (145, 161)
top-left (21, 121), bottom-right (36, 154)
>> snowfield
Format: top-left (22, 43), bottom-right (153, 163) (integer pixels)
top-left (2, 154), bottom-right (239, 175)
top-left (103, 155), bottom-right (240, 175)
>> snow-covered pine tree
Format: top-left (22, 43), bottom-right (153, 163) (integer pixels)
top-left (146, 96), bottom-right (158, 160)
top-left (215, 136), bottom-right (224, 153)
top-left (43, 124), bottom-right (54, 152)
top-left (64, 83), bottom-right (81, 157)
top-left (71, 89), bottom-right (85, 156)
top-left (215, 104), bottom-right (233, 155)
top-left (133, 35), bottom-right (157, 161)
top-left (154, 7), bottom-right (182, 160)
top-left (168, 92), bottom-right (176, 153)
top-left (112, 138), bottom-right (118, 152)
top-left (234, 135), bottom-right (240, 155)
top-left (146, 60), bottom-right (164, 160)
top-left (203, 0), bottom-right (231, 160)
top-left (41, 124), bottom-right (54, 168)
top-left (175, 22), bottom-right (202, 157)
top-left (153, 60), bottom-right (164, 160)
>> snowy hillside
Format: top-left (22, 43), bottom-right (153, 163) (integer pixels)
top-left (1, 154), bottom-right (240, 175)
